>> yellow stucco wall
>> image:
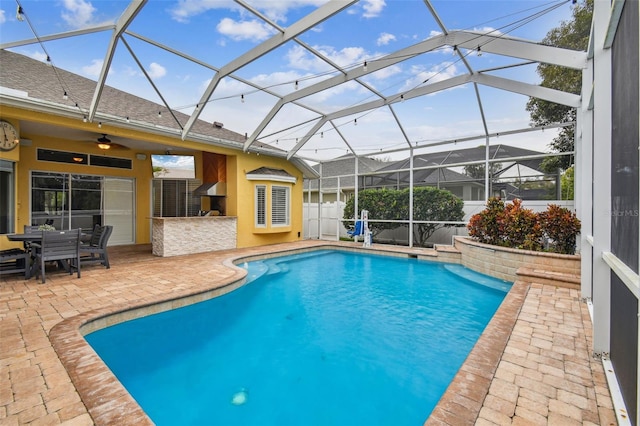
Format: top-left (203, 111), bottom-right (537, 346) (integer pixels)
top-left (0, 107), bottom-right (304, 250)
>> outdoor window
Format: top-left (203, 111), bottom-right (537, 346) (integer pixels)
top-left (255, 185), bottom-right (266, 227)
top-left (0, 160), bottom-right (15, 233)
top-left (152, 179), bottom-right (200, 217)
top-left (271, 185), bottom-right (290, 226)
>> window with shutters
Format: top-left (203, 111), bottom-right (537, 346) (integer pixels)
top-left (255, 185), bottom-right (266, 227)
top-left (271, 185), bottom-right (290, 226)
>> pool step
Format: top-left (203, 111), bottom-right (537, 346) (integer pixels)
top-left (444, 264), bottom-right (512, 293)
top-left (516, 267), bottom-right (580, 289)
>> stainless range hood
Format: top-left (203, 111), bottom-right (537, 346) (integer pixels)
top-left (194, 182), bottom-right (227, 196)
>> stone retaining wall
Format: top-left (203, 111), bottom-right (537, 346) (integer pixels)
top-left (453, 236), bottom-right (580, 285)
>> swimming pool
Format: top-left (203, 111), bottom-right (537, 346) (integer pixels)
top-left (85, 249), bottom-right (510, 425)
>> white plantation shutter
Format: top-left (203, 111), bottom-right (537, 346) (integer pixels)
top-left (256, 185), bottom-right (266, 227)
top-left (271, 185), bottom-right (289, 226)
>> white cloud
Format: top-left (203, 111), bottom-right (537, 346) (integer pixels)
top-left (286, 44), bottom-right (367, 73)
top-left (29, 51), bottom-right (48, 62)
top-left (217, 17), bottom-right (275, 42)
top-left (61, 0), bottom-right (97, 28)
top-left (148, 62), bottom-right (167, 79)
top-left (169, 0), bottom-right (325, 25)
top-left (377, 32), bottom-right (396, 46)
top-left (361, 0), bottom-right (385, 18)
top-left (82, 59), bottom-right (105, 78)
top-left (169, 0), bottom-right (235, 23)
top-left (0, 9), bottom-right (6, 24)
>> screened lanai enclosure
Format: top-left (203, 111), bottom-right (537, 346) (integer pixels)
top-left (1, 0), bottom-right (638, 424)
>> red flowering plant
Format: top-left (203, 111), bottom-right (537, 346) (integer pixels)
top-left (502, 198), bottom-right (543, 251)
top-left (468, 198), bottom-right (580, 254)
top-left (467, 197), bottom-right (506, 246)
top-left (539, 204), bottom-right (581, 254)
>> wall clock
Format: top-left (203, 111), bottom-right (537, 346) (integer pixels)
top-left (0, 120), bottom-right (19, 151)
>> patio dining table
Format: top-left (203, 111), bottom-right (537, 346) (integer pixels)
top-left (6, 231), bottom-right (86, 277)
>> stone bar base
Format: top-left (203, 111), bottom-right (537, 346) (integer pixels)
top-left (151, 216), bottom-right (237, 257)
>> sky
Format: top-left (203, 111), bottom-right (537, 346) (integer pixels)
top-left (0, 0), bottom-right (578, 162)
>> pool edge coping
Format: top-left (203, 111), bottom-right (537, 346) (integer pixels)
top-left (48, 241), bottom-right (521, 425)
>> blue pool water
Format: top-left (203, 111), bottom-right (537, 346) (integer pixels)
top-left (85, 249), bottom-right (510, 425)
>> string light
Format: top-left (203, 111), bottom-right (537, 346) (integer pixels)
top-left (452, 45), bottom-right (457, 55)
top-left (158, 111), bottom-right (162, 117)
top-left (363, 61), bottom-right (368, 72)
top-left (98, 122), bottom-right (102, 128)
top-left (62, 91), bottom-right (68, 100)
top-left (241, 94), bottom-right (245, 103)
top-left (321, 132), bottom-right (324, 138)
top-left (16, 5), bottom-right (24, 21)
top-left (400, 94), bottom-right (405, 102)
top-left (477, 46), bottom-right (482, 56)
top-left (83, 115), bottom-right (87, 123)
top-left (354, 118), bottom-right (357, 126)
top-left (46, 55), bottom-right (52, 66)
top-left (126, 116), bottom-right (130, 123)
top-left (294, 80), bottom-right (299, 90)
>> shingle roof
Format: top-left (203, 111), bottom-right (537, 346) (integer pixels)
top-left (304, 155), bottom-right (389, 190)
top-left (0, 50), bottom-right (264, 148)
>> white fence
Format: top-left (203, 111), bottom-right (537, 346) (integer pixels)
top-left (303, 200), bottom-right (575, 246)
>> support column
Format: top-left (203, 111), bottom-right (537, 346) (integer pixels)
top-left (592, 0), bottom-right (613, 356)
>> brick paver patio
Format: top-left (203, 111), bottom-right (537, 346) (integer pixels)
top-left (0, 241), bottom-right (617, 425)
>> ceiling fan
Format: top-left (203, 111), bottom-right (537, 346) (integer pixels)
top-left (94, 134), bottom-right (128, 150)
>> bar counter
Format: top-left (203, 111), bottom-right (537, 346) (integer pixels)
top-left (151, 216), bottom-right (237, 257)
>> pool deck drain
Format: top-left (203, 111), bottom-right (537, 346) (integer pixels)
top-left (0, 241), bottom-right (617, 425)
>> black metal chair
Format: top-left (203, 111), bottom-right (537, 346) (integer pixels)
top-left (79, 225), bottom-right (113, 269)
top-left (32, 229), bottom-right (81, 283)
top-left (0, 248), bottom-right (31, 279)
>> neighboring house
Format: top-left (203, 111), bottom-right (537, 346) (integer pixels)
top-left (0, 50), bottom-right (317, 249)
top-left (303, 154), bottom-right (388, 203)
top-left (361, 145), bottom-right (552, 201)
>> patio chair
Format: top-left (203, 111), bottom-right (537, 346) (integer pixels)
top-left (0, 248), bottom-right (31, 279)
top-left (79, 225), bottom-right (113, 269)
top-left (32, 229), bottom-right (81, 283)
top-left (23, 225), bottom-right (41, 251)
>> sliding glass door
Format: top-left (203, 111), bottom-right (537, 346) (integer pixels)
top-left (31, 172), bottom-right (135, 245)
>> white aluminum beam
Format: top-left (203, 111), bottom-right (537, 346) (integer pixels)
top-left (88, 0), bottom-right (146, 122)
top-left (447, 30), bottom-right (587, 70)
top-left (244, 34), bottom-right (448, 151)
top-left (183, 0), bottom-right (357, 140)
top-left (472, 73), bottom-right (581, 108)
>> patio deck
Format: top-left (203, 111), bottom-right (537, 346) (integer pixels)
top-left (0, 241), bottom-right (617, 425)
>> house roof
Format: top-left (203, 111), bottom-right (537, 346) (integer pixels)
top-left (0, 50), bottom-right (319, 179)
top-left (304, 155), bottom-right (389, 190)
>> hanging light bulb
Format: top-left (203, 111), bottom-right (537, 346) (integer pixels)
top-left (354, 118), bottom-right (358, 126)
top-left (16, 5), bottom-right (25, 21)
top-left (46, 56), bottom-right (52, 66)
top-left (295, 80), bottom-right (299, 90)
top-left (452, 45), bottom-right (457, 55)
top-left (321, 132), bottom-right (324, 139)
top-left (158, 111), bottom-right (162, 117)
top-left (126, 116), bottom-right (130, 123)
top-left (400, 94), bottom-right (405, 102)
top-left (363, 61), bottom-right (368, 72)
top-left (98, 122), bottom-right (102, 128)
top-left (63, 91), bottom-right (68, 100)
top-left (241, 94), bottom-right (245, 103)
top-left (83, 115), bottom-right (87, 123)
top-left (477, 46), bottom-right (482, 56)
